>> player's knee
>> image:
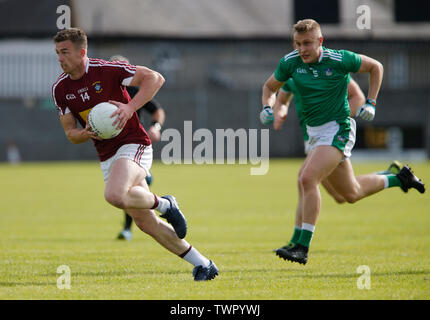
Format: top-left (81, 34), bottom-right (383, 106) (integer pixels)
top-left (342, 192), bottom-right (359, 204)
top-left (297, 177), bottom-right (302, 189)
top-left (298, 173), bottom-right (318, 191)
top-left (104, 190), bottom-right (127, 209)
top-left (333, 196), bottom-right (346, 204)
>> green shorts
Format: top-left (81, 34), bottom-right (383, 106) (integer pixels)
top-left (305, 117), bottom-right (356, 158)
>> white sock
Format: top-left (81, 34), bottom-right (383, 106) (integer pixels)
top-left (302, 223), bottom-right (315, 232)
top-left (382, 175), bottom-right (389, 189)
top-left (181, 246), bottom-right (210, 268)
top-left (155, 196), bottom-right (170, 214)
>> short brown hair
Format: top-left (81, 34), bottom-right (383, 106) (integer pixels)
top-left (53, 28), bottom-right (87, 49)
top-left (293, 19), bottom-right (321, 34)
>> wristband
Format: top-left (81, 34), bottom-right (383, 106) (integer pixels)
top-left (366, 98), bottom-right (376, 107)
top-left (151, 121), bottom-right (162, 131)
top-left (263, 105), bottom-right (271, 109)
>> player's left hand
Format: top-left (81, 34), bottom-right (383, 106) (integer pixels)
top-left (84, 123), bottom-right (103, 141)
top-left (356, 99), bottom-right (376, 121)
top-left (109, 100), bottom-right (135, 129)
top-left (147, 125), bottom-right (161, 142)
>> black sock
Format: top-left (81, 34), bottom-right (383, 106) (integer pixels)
top-left (124, 212), bottom-right (133, 230)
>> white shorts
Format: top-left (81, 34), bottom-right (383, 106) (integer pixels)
top-left (100, 144), bottom-right (153, 183)
top-left (306, 118), bottom-right (356, 158)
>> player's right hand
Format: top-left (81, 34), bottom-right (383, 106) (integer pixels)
top-left (260, 106), bottom-right (274, 125)
top-left (109, 100), bottom-right (135, 129)
top-left (356, 99), bottom-right (376, 121)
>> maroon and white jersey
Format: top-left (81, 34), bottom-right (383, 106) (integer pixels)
top-left (52, 58), bottom-right (151, 162)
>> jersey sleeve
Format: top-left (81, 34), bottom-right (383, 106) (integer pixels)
top-left (340, 50), bottom-right (362, 73)
top-left (51, 80), bottom-right (69, 117)
top-left (108, 60), bottom-right (137, 86)
top-left (281, 78), bottom-right (293, 93)
top-left (274, 54), bottom-right (295, 82)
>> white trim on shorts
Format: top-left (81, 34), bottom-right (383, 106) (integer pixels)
top-left (100, 144), bottom-right (153, 183)
top-left (344, 118), bottom-right (356, 158)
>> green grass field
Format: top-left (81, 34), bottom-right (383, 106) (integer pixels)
top-left (1, 159), bottom-right (429, 300)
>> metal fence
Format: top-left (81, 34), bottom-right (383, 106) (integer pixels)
top-left (0, 40), bottom-right (61, 98)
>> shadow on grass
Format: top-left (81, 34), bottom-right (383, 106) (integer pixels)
top-left (5, 238), bottom-right (123, 243)
top-left (223, 268), bottom-right (430, 279)
top-left (302, 270), bottom-right (430, 279)
top-left (0, 281), bottom-right (53, 287)
top-left (38, 269), bottom-right (190, 278)
top-left (0, 270), bottom-right (190, 287)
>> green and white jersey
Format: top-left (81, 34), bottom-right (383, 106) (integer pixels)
top-left (274, 47), bottom-right (361, 127)
top-left (282, 74), bottom-right (352, 141)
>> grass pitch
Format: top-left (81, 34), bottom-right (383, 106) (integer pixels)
top-left (1, 159), bottom-right (429, 299)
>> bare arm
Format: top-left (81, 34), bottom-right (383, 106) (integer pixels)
top-left (262, 74), bottom-right (285, 108)
top-left (273, 90), bottom-right (293, 130)
top-left (60, 112), bottom-right (101, 144)
top-left (127, 66), bottom-right (165, 112)
top-left (110, 66), bottom-right (165, 129)
top-left (347, 78), bottom-right (366, 117)
top-left (357, 54), bottom-right (384, 100)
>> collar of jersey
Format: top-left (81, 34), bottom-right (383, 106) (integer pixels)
top-left (85, 57), bottom-right (90, 73)
top-left (66, 57), bottom-right (90, 79)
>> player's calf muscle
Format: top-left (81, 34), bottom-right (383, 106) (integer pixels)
top-left (128, 209), bottom-right (159, 236)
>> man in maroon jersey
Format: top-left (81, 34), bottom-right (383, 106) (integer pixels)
top-left (52, 28), bottom-right (218, 281)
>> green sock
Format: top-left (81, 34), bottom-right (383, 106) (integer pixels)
top-left (297, 229), bottom-right (314, 248)
top-left (289, 226), bottom-right (302, 245)
top-left (387, 174), bottom-right (402, 188)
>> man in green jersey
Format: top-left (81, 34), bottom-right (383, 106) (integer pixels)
top-left (273, 76), bottom-right (403, 250)
top-left (260, 19), bottom-right (425, 265)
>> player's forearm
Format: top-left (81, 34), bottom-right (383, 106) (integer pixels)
top-left (65, 128), bottom-right (91, 144)
top-left (348, 88), bottom-right (365, 117)
top-left (129, 72), bottom-right (165, 112)
top-left (367, 61), bottom-right (383, 101)
top-left (262, 84), bottom-right (277, 107)
top-left (348, 94), bottom-right (364, 117)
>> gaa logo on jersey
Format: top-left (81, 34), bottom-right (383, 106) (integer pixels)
top-left (92, 81), bottom-right (103, 93)
top-left (325, 68), bottom-right (333, 76)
